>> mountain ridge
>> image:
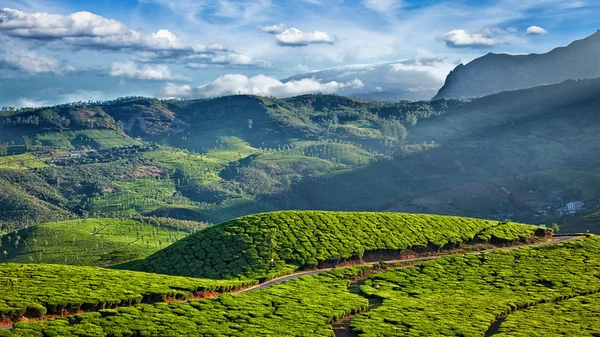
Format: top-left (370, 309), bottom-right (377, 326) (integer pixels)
top-left (434, 30), bottom-right (600, 100)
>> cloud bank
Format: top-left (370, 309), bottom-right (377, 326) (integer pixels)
top-left (110, 61), bottom-right (175, 81)
top-left (158, 74), bottom-right (363, 99)
top-left (0, 8), bottom-right (265, 67)
top-left (283, 55), bottom-right (464, 101)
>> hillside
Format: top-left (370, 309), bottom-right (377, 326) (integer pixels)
top-left (4, 236), bottom-right (597, 337)
top-left (0, 77), bottom-right (599, 230)
top-left (116, 211), bottom-right (546, 279)
top-left (434, 30), bottom-right (600, 100)
top-left (0, 263), bottom-right (253, 320)
top-left (0, 218), bottom-right (206, 266)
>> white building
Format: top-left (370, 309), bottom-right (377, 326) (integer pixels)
top-left (566, 201), bottom-right (584, 214)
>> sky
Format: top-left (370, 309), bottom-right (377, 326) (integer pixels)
top-left (0, 0), bottom-right (598, 107)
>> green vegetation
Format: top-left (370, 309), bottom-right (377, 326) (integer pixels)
top-left (6, 237), bottom-right (600, 337)
top-left (3, 266), bottom-right (369, 337)
top-left (350, 236), bottom-right (600, 336)
top-left (0, 263), bottom-right (254, 320)
top-left (494, 292), bottom-right (600, 336)
top-left (1, 79), bottom-right (600, 229)
top-left (117, 211), bottom-right (544, 280)
top-left (0, 154), bottom-right (47, 170)
top-left (0, 218), bottom-right (201, 266)
top-left (36, 130), bottom-right (141, 150)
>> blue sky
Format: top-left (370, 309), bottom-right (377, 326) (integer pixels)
top-left (0, 0), bottom-right (598, 106)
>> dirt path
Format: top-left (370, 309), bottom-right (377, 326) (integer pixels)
top-left (0, 236), bottom-right (582, 332)
top-left (238, 236), bottom-right (580, 293)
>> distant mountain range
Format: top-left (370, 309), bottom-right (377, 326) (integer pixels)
top-left (434, 30), bottom-right (600, 100)
top-left (282, 57), bottom-right (459, 102)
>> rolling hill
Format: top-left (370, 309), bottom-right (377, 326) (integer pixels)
top-left (116, 211), bottom-right (546, 280)
top-left (0, 218), bottom-right (207, 266)
top-left (0, 76), bottom-right (599, 231)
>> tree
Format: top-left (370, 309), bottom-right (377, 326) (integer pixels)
top-left (23, 135), bottom-right (32, 151)
top-left (551, 223), bottom-right (560, 233)
top-left (0, 143), bottom-right (8, 156)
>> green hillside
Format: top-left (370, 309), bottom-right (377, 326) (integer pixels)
top-left (351, 236), bottom-right (600, 336)
top-left (5, 236), bottom-right (599, 337)
top-left (0, 263), bottom-right (254, 320)
top-left (117, 211), bottom-right (546, 280)
top-left (0, 218), bottom-right (207, 266)
top-left (1, 79), bottom-right (600, 230)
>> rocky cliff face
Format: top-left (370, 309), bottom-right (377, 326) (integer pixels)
top-left (434, 30), bottom-right (600, 100)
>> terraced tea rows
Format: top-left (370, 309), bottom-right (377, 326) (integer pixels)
top-left (493, 292), bottom-right (600, 336)
top-left (5, 237), bottom-right (598, 337)
top-left (350, 236), bottom-right (600, 336)
top-left (117, 211), bottom-right (544, 279)
top-left (1, 218), bottom-right (194, 266)
top-left (0, 263), bottom-right (254, 321)
top-left (2, 266), bottom-right (370, 337)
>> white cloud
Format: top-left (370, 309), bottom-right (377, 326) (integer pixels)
top-left (0, 8), bottom-right (129, 39)
top-left (0, 48), bottom-right (71, 74)
top-left (257, 24), bottom-right (286, 34)
top-left (0, 8), bottom-right (266, 67)
top-left (526, 26), bottom-right (548, 36)
top-left (441, 29), bottom-right (500, 48)
top-left (275, 28), bottom-right (334, 47)
top-left (258, 24), bottom-right (334, 47)
top-left (110, 61), bottom-right (176, 80)
top-left (363, 0), bottom-right (401, 13)
top-left (158, 74), bottom-right (363, 99)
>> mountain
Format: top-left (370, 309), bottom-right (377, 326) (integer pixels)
top-left (433, 30), bottom-right (600, 100)
top-left (283, 57), bottom-right (459, 101)
top-left (0, 78), bottom-right (599, 232)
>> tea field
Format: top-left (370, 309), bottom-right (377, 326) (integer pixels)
top-left (0, 263), bottom-right (254, 320)
top-left (117, 211), bottom-right (544, 279)
top-left (351, 236), bottom-right (600, 336)
top-left (5, 237), bottom-right (600, 337)
top-left (0, 218), bottom-right (204, 266)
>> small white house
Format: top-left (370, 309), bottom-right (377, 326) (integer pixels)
top-left (566, 201), bottom-right (584, 214)
top-left (70, 153), bottom-right (82, 158)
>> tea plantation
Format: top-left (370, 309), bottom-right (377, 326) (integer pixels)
top-left (3, 266), bottom-right (370, 337)
top-left (116, 211), bottom-right (544, 279)
top-left (494, 292), bottom-right (600, 336)
top-left (5, 237), bottom-right (600, 337)
top-left (0, 218), bottom-right (202, 266)
top-left (0, 263), bottom-right (254, 320)
top-left (351, 236), bottom-right (600, 336)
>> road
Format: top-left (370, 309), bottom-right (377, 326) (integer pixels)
top-left (0, 236), bottom-right (582, 331)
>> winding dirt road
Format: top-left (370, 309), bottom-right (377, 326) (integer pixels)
top-left (0, 235), bottom-right (582, 332)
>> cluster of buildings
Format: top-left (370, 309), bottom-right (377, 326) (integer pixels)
top-left (557, 201), bottom-right (585, 215)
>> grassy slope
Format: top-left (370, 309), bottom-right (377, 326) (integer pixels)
top-left (6, 236), bottom-right (599, 337)
top-left (116, 211), bottom-right (544, 280)
top-left (0, 218), bottom-right (188, 266)
top-left (0, 263), bottom-right (254, 319)
top-left (351, 235), bottom-right (600, 336)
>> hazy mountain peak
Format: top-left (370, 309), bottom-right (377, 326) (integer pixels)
top-left (433, 30), bottom-right (600, 100)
